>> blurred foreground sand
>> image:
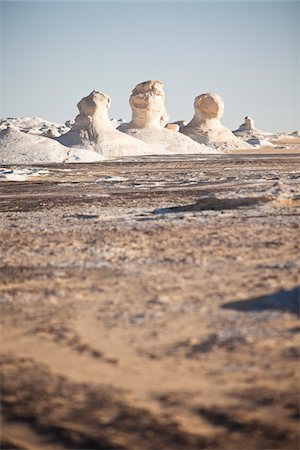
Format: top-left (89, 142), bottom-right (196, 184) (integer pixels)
top-left (1, 152), bottom-right (299, 449)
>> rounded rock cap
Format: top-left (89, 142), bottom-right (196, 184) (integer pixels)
top-left (194, 93), bottom-right (224, 120)
top-left (131, 80), bottom-right (164, 97)
top-left (77, 90), bottom-right (111, 115)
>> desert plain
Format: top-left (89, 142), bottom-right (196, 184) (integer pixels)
top-left (0, 149), bottom-right (300, 449)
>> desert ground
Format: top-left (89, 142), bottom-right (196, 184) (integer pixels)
top-left (0, 151), bottom-right (299, 450)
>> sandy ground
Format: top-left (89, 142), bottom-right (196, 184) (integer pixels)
top-left (0, 152), bottom-right (299, 450)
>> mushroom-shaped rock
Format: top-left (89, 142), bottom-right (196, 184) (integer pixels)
top-left (118, 81), bottom-right (216, 154)
top-left (57, 90), bottom-right (154, 157)
top-left (181, 93), bottom-right (253, 151)
top-left (0, 126), bottom-right (104, 164)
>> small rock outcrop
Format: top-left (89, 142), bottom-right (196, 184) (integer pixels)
top-left (236, 116), bottom-right (255, 132)
top-left (118, 81), bottom-right (216, 154)
top-left (233, 115), bottom-right (275, 147)
top-left (180, 93), bottom-right (253, 151)
top-left (165, 123), bottom-right (180, 132)
top-left (290, 130), bottom-right (300, 138)
top-left (57, 90), bottom-right (153, 157)
top-left (168, 120), bottom-right (188, 130)
top-left (43, 128), bottom-right (60, 138)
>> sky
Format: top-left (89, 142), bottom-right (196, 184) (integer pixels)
top-left (0, 0), bottom-right (299, 132)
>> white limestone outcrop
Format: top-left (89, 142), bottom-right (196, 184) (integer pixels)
top-left (118, 81), bottom-right (216, 154)
top-left (57, 90), bottom-right (154, 157)
top-left (236, 116), bottom-right (255, 131)
top-left (0, 126), bottom-right (105, 164)
top-left (165, 123), bottom-right (180, 132)
top-left (233, 115), bottom-right (275, 147)
top-left (43, 128), bottom-right (61, 138)
top-left (180, 93), bottom-right (253, 151)
top-left (0, 117), bottom-right (70, 137)
top-left (290, 130), bottom-right (300, 138)
top-left (168, 120), bottom-right (188, 130)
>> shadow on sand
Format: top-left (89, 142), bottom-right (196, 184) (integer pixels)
top-left (221, 286), bottom-right (299, 316)
top-left (153, 195), bottom-right (271, 215)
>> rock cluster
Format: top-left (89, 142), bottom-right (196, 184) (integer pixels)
top-left (57, 90), bottom-right (153, 157)
top-left (2, 83), bottom-right (277, 164)
top-left (118, 81), bottom-right (215, 153)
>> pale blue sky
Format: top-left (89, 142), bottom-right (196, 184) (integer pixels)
top-left (0, 0), bottom-right (299, 132)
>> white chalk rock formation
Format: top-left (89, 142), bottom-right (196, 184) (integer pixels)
top-left (0, 126), bottom-right (104, 164)
top-left (43, 128), bottom-right (61, 138)
top-left (247, 138), bottom-right (274, 148)
top-left (165, 123), bottom-right (180, 132)
top-left (110, 118), bottom-right (126, 129)
top-left (168, 120), bottom-right (188, 130)
top-left (118, 81), bottom-right (216, 154)
top-left (0, 126), bottom-right (68, 163)
top-left (290, 130), bottom-right (300, 138)
top-left (180, 93), bottom-right (253, 151)
top-left (233, 115), bottom-right (275, 147)
top-left (0, 117), bottom-right (69, 137)
top-left (57, 90), bottom-right (154, 157)
top-left (236, 116), bottom-right (255, 132)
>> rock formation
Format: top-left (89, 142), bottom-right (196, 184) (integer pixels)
top-left (233, 115), bottom-right (274, 147)
top-left (168, 120), bottom-right (188, 130)
top-left (57, 90), bottom-right (154, 157)
top-left (236, 116), bottom-right (255, 132)
top-left (43, 128), bottom-right (60, 138)
top-left (180, 93), bottom-right (253, 151)
top-left (118, 81), bottom-right (216, 154)
top-left (165, 123), bottom-right (180, 132)
top-left (0, 126), bottom-right (105, 164)
top-left (0, 117), bottom-right (69, 137)
top-left (290, 130), bottom-right (300, 138)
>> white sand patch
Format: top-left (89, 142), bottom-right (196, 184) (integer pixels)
top-left (247, 138), bottom-right (274, 148)
top-left (67, 148), bottom-right (106, 162)
top-left (96, 176), bottom-right (128, 183)
top-left (0, 167), bottom-right (50, 181)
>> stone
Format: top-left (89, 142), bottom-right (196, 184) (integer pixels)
top-left (165, 124), bottom-right (180, 132)
top-left (236, 116), bottom-right (255, 132)
top-left (43, 128), bottom-right (60, 138)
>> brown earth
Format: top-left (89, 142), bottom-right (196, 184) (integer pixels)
top-left (0, 153), bottom-right (299, 450)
